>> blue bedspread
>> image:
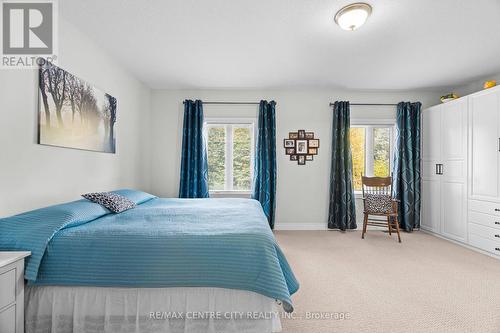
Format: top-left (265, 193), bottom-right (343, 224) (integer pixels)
top-left (0, 190), bottom-right (298, 311)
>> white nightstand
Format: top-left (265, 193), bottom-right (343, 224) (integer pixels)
top-left (0, 252), bottom-right (30, 333)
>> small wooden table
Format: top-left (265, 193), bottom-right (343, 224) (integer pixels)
top-left (0, 252), bottom-right (31, 333)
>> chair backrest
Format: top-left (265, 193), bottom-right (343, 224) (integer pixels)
top-left (361, 176), bottom-right (392, 197)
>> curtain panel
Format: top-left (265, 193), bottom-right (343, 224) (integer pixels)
top-left (328, 101), bottom-right (357, 230)
top-left (252, 100), bottom-right (277, 229)
top-left (179, 99), bottom-right (209, 198)
top-left (392, 101), bottom-right (422, 231)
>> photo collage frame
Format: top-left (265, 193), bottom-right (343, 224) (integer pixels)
top-left (284, 130), bottom-right (320, 165)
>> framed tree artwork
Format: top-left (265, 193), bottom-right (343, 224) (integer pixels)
top-left (38, 62), bottom-right (117, 153)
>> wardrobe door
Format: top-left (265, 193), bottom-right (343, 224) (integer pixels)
top-left (422, 178), bottom-right (441, 233)
top-left (440, 99), bottom-right (467, 242)
top-left (469, 88), bottom-right (500, 202)
top-left (421, 106), bottom-right (441, 233)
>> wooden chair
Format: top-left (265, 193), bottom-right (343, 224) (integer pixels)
top-left (361, 176), bottom-right (401, 243)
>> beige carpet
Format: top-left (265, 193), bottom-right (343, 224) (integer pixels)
top-left (274, 230), bottom-right (500, 333)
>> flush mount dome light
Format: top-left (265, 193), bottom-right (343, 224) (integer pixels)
top-left (334, 3), bottom-right (372, 31)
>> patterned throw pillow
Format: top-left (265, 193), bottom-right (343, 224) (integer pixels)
top-left (82, 192), bottom-right (136, 213)
top-left (365, 194), bottom-right (393, 214)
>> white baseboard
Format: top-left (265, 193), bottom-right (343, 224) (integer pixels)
top-left (274, 223), bottom-right (327, 230)
top-left (420, 229), bottom-right (500, 260)
top-left (274, 222), bottom-right (382, 231)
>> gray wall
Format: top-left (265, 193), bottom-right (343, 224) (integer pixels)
top-left (149, 88), bottom-right (442, 229)
top-left (451, 73), bottom-right (500, 97)
top-left (0, 18), bottom-right (152, 216)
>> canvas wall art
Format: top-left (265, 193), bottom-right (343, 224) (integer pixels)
top-left (38, 62), bottom-right (117, 153)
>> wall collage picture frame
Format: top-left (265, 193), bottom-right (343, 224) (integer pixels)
top-left (284, 130), bottom-right (319, 165)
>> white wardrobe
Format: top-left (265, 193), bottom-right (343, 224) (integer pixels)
top-left (422, 85), bottom-right (500, 258)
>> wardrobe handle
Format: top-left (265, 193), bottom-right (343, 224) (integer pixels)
top-left (495, 235), bottom-right (500, 238)
top-left (496, 222), bottom-right (500, 225)
top-left (498, 138), bottom-right (500, 152)
top-left (496, 248), bottom-right (500, 252)
top-left (495, 209), bottom-right (500, 212)
top-left (435, 164), bottom-right (443, 175)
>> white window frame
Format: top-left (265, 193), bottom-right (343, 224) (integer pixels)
top-left (204, 117), bottom-right (257, 197)
top-left (350, 119), bottom-right (395, 196)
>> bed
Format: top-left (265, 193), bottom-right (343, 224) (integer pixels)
top-left (0, 190), bottom-right (298, 333)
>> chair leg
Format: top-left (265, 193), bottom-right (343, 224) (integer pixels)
top-left (393, 216), bottom-right (402, 243)
top-left (362, 213), bottom-right (368, 239)
top-left (387, 216), bottom-right (392, 235)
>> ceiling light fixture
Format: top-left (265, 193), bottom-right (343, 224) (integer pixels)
top-left (334, 3), bottom-right (372, 31)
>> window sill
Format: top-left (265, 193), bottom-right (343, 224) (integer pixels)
top-left (209, 191), bottom-right (252, 199)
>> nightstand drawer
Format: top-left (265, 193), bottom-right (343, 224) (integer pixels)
top-left (0, 304), bottom-right (15, 333)
top-left (469, 223), bottom-right (500, 243)
top-left (0, 252), bottom-right (30, 333)
top-left (0, 269), bottom-right (15, 310)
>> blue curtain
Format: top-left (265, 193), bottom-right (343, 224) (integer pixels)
top-left (328, 101), bottom-right (357, 231)
top-left (392, 102), bottom-right (422, 231)
top-left (252, 100), bottom-right (277, 229)
top-left (179, 100), bottom-right (209, 198)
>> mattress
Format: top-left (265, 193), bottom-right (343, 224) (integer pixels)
top-left (25, 286), bottom-right (282, 333)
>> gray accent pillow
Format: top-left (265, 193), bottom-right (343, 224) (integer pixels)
top-left (82, 192), bottom-right (136, 213)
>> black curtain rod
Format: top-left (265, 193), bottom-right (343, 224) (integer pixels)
top-left (329, 102), bottom-right (398, 106)
top-left (185, 101), bottom-right (397, 106)
top-left (183, 101), bottom-right (260, 105)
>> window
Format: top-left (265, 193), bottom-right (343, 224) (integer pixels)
top-left (205, 119), bottom-right (255, 193)
top-left (350, 124), bottom-right (394, 192)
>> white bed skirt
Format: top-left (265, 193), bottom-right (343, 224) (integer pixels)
top-left (25, 286), bottom-right (282, 333)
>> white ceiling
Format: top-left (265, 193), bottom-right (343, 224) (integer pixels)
top-left (60, 0), bottom-right (500, 90)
